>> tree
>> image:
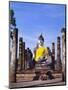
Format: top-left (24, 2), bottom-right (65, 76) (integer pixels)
top-left (9, 9), bottom-right (16, 28)
top-left (61, 28), bottom-right (66, 33)
top-left (9, 9), bottom-right (17, 39)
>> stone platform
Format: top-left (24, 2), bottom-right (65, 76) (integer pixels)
top-left (9, 78), bottom-right (65, 89)
top-left (16, 63), bottom-right (62, 82)
top-left (9, 64), bottom-right (64, 88)
top-left (16, 72), bottom-right (62, 82)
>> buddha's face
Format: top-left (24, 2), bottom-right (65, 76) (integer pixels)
top-left (38, 39), bottom-right (44, 46)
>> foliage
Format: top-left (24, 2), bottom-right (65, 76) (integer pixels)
top-left (9, 9), bottom-right (16, 27)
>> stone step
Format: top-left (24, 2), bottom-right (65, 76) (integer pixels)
top-left (17, 69), bottom-right (62, 74)
top-left (16, 73), bottom-right (62, 82)
top-left (35, 67), bottom-right (50, 70)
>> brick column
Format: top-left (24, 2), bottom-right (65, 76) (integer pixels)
top-left (61, 28), bottom-right (66, 81)
top-left (52, 43), bottom-right (55, 70)
top-left (9, 28), bottom-right (18, 82)
top-left (22, 42), bottom-right (25, 70)
top-left (24, 49), bottom-right (27, 70)
top-left (57, 37), bottom-right (62, 71)
top-left (18, 37), bottom-right (23, 71)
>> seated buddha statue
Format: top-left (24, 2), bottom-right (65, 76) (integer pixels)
top-left (33, 34), bottom-right (48, 63)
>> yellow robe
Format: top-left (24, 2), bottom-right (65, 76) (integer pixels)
top-left (34, 46), bottom-right (48, 62)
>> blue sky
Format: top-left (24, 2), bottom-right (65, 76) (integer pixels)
top-left (10, 2), bottom-right (65, 59)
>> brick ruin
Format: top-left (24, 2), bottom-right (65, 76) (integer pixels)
top-left (56, 37), bottom-right (62, 71)
top-left (9, 28), bottom-right (18, 82)
top-left (61, 28), bottom-right (66, 81)
top-left (10, 28), bottom-right (66, 83)
top-left (52, 42), bottom-right (55, 70)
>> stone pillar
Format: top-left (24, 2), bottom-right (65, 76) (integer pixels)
top-left (22, 42), bottom-right (25, 70)
top-left (26, 48), bottom-right (30, 69)
top-left (24, 49), bottom-right (27, 70)
top-left (9, 28), bottom-right (18, 82)
top-left (18, 37), bottom-right (23, 71)
top-left (61, 28), bottom-right (66, 81)
top-left (52, 43), bottom-right (55, 70)
top-left (57, 37), bottom-right (62, 71)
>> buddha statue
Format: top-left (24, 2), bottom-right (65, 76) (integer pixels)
top-left (33, 34), bottom-right (48, 63)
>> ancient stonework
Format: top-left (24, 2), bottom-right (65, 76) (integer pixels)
top-left (9, 28), bottom-right (18, 82)
top-left (18, 37), bottom-right (23, 71)
top-left (22, 42), bottom-right (25, 70)
top-left (57, 37), bottom-right (62, 71)
top-left (24, 49), bottom-right (28, 70)
top-left (52, 43), bottom-right (55, 70)
top-left (61, 28), bottom-right (66, 81)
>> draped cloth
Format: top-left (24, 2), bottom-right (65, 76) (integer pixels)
top-left (34, 46), bottom-right (48, 62)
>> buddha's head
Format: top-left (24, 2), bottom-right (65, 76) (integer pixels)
top-left (38, 34), bottom-right (44, 47)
